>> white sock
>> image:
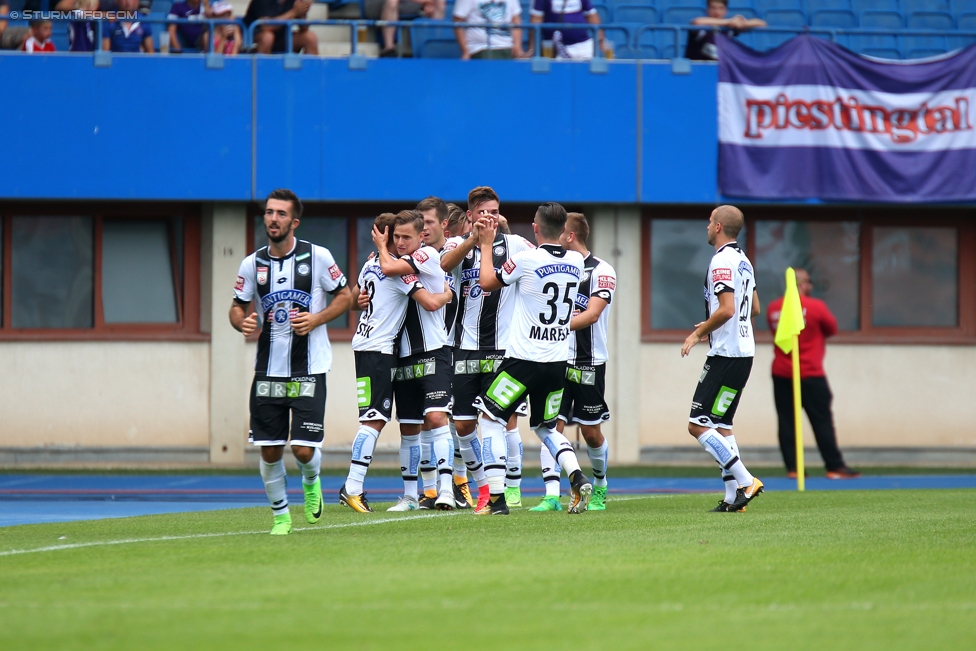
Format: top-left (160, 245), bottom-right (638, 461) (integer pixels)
top-left (259, 458), bottom-right (289, 516)
top-left (296, 448), bottom-right (321, 486)
top-left (431, 425), bottom-right (454, 494)
top-left (419, 429), bottom-right (436, 495)
top-left (534, 426), bottom-right (582, 477)
top-left (723, 434), bottom-right (740, 501)
top-left (697, 429), bottom-right (754, 487)
top-left (458, 429), bottom-right (488, 488)
top-left (586, 439), bottom-right (609, 489)
top-left (346, 425), bottom-right (379, 496)
top-left (540, 444), bottom-right (561, 497)
top-left (481, 417), bottom-right (508, 495)
top-left (505, 427), bottom-right (523, 489)
top-left (399, 434), bottom-right (420, 500)
top-left (450, 422), bottom-right (467, 479)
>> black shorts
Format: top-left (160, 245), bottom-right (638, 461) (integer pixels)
top-left (689, 355), bottom-right (753, 430)
top-left (249, 373), bottom-right (327, 447)
top-left (451, 348), bottom-right (505, 420)
top-left (475, 358), bottom-right (566, 429)
top-left (559, 363), bottom-right (610, 426)
top-left (355, 350), bottom-right (396, 423)
top-left (394, 347), bottom-right (453, 424)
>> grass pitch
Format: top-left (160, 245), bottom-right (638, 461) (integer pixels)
top-left (1, 490), bottom-right (973, 651)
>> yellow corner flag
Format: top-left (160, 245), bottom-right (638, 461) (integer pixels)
top-left (775, 268), bottom-right (807, 491)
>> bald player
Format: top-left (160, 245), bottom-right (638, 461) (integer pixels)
top-left (681, 205), bottom-right (764, 513)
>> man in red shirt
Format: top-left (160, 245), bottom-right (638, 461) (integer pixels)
top-left (767, 268), bottom-right (860, 479)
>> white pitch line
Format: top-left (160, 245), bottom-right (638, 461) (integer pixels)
top-left (0, 512), bottom-right (456, 558)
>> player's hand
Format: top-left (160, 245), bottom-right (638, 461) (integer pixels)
top-left (681, 331), bottom-right (701, 357)
top-left (241, 312), bottom-right (258, 337)
top-left (694, 322), bottom-right (708, 342)
top-left (478, 217), bottom-right (496, 245)
top-left (357, 289), bottom-right (370, 310)
top-left (290, 311), bottom-right (317, 336)
top-left (496, 214), bottom-right (510, 233)
top-left (371, 225), bottom-right (389, 250)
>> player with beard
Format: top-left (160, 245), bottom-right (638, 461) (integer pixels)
top-left (230, 189), bottom-right (353, 535)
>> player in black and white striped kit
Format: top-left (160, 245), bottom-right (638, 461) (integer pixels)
top-left (339, 213), bottom-right (453, 513)
top-left (230, 189), bottom-right (353, 535)
top-left (474, 202), bottom-right (594, 515)
top-left (440, 186), bottom-right (535, 513)
top-left (534, 212), bottom-right (616, 512)
top-left (369, 210), bottom-right (458, 511)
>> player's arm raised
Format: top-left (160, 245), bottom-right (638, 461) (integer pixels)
top-left (570, 296), bottom-right (610, 331)
top-left (373, 226), bottom-right (416, 277)
top-left (440, 224), bottom-right (480, 272)
top-left (681, 291), bottom-right (735, 357)
top-left (477, 218), bottom-right (504, 292)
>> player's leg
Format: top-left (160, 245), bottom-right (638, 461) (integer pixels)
top-left (394, 358), bottom-right (427, 510)
top-left (413, 348), bottom-right (456, 510)
top-left (573, 364), bottom-right (611, 510)
top-left (453, 350), bottom-right (490, 509)
top-left (529, 443), bottom-right (563, 512)
top-left (250, 375), bottom-right (293, 534)
top-left (449, 420), bottom-right (474, 508)
top-left (419, 428), bottom-right (437, 503)
top-left (343, 352), bottom-right (394, 513)
top-left (688, 357), bottom-right (762, 512)
top-left (288, 373), bottom-right (327, 524)
top-left (526, 362), bottom-right (592, 514)
top-left (504, 414), bottom-right (523, 508)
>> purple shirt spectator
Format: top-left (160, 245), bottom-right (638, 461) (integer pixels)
top-left (168, 0), bottom-right (206, 49)
top-left (530, 0), bottom-right (594, 47)
top-left (106, 20), bottom-right (152, 52)
top-left (69, 11), bottom-right (97, 52)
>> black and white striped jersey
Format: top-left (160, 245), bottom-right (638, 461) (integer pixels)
top-left (496, 244), bottom-right (585, 363)
top-left (352, 259), bottom-right (423, 355)
top-left (443, 232), bottom-right (535, 351)
top-left (568, 254), bottom-right (617, 366)
top-left (399, 246), bottom-right (448, 357)
top-left (705, 242), bottom-right (756, 358)
top-left (444, 256), bottom-right (461, 345)
top-left (234, 239), bottom-right (348, 377)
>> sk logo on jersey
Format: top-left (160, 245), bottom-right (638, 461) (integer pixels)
top-left (297, 263), bottom-right (310, 276)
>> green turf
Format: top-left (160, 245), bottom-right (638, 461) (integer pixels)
top-left (1, 491), bottom-right (974, 650)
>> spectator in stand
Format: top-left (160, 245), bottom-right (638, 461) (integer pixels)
top-left (244, 0), bottom-right (318, 55)
top-left (168, 0), bottom-right (208, 53)
top-left (529, 0), bottom-right (605, 60)
top-left (366, 0), bottom-right (444, 58)
top-left (103, 0), bottom-right (155, 52)
top-left (210, 1), bottom-right (242, 55)
top-left (23, 19), bottom-right (56, 52)
top-left (1, 1), bottom-right (30, 51)
top-left (453, 0), bottom-right (525, 60)
top-left (767, 268), bottom-right (860, 480)
top-left (67, 0), bottom-right (100, 52)
top-left (685, 0), bottom-right (764, 61)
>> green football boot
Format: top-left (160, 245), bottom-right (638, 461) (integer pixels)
top-left (303, 477), bottom-right (324, 524)
top-left (588, 486), bottom-right (607, 511)
top-left (529, 496), bottom-right (563, 512)
top-left (504, 486), bottom-right (522, 508)
top-left (270, 512), bottom-right (293, 536)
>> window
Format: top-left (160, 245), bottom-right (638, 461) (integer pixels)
top-left (643, 208), bottom-right (975, 342)
top-left (0, 211), bottom-right (201, 340)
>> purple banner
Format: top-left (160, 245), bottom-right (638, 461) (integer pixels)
top-left (717, 35), bottom-right (976, 202)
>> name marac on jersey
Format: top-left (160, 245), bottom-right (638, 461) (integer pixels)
top-left (529, 324), bottom-right (570, 341)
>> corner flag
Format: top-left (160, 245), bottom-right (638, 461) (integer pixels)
top-left (775, 268), bottom-right (807, 491)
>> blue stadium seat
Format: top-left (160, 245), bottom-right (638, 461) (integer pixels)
top-left (592, 2), bottom-right (612, 23)
top-left (51, 22), bottom-right (70, 52)
top-left (614, 5), bottom-right (659, 23)
top-left (851, 0), bottom-right (898, 10)
top-left (760, 0), bottom-right (803, 8)
top-left (860, 11), bottom-right (903, 29)
top-left (727, 5), bottom-right (760, 20)
top-left (807, 0), bottom-right (853, 11)
top-left (662, 8), bottom-right (706, 24)
top-left (848, 32), bottom-right (898, 56)
top-left (763, 9), bottom-right (806, 27)
top-left (960, 14), bottom-right (976, 31)
top-left (902, 34), bottom-right (948, 59)
top-left (154, 0), bottom-right (174, 16)
top-left (602, 24), bottom-right (635, 54)
top-left (637, 25), bottom-right (678, 57)
top-left (957, 0), bottom-right (976, 18)
top-left (749, 30), bottom-right (795, 50)
top-left (902, 0), bottom-right (948, 13)
top-left (906, 12), bottom-right (954, 30)
top-left (812, 10), bottom-right (858, 27)
top-left (947, 34), bottom-right (976, 51)
top-left (409, 20), bottom-right (459, 58)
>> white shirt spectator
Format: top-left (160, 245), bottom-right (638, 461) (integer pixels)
top-left (453, 0), bottom-right (522, 55)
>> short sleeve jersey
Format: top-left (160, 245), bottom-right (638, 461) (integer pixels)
top-left (497, 243), bottom-right (585, 363)
top-left (568, 254), bottom-right (616, 366)
top-left (234, 240), bottom-right (349, 376)
top-left (704, 242), bottom-right (756, 358)
top-left (445, 233), bottom-right (535, 352)
top-left (352, 259), bottom-right (423, 355)
top-left (441, 242), bottom-right (462, 345)
top-left (167, 1), bottom-right (205, 46)
top-left (399, 245), bottom-right (448, 357)
top-left (453, 0), bottom-right (522, 55)
top-left (107, 21), bottom-right (152, 53)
